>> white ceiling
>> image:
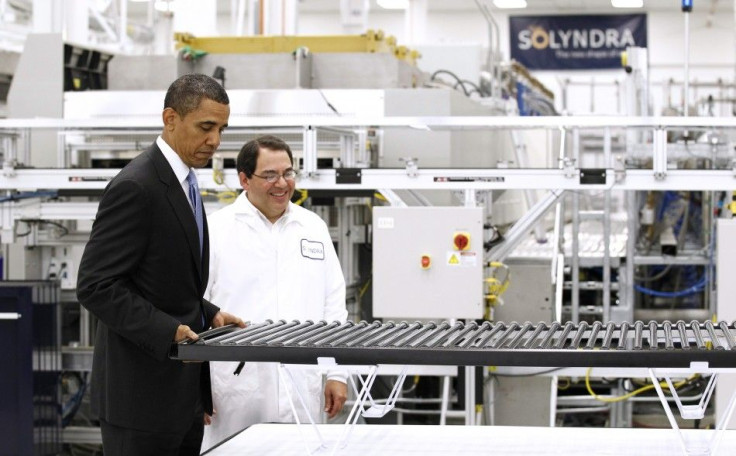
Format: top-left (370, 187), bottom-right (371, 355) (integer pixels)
top-left (124, 0), bottom-right (731, 15)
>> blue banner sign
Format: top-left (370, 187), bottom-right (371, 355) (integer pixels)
top-left (510, 14), bottom-right (647, 70)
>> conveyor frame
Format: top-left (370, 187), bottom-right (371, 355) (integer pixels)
top-left (171, 319), bottom-right (736, 368)
top-left (173, 320), bottom-right (736, 456)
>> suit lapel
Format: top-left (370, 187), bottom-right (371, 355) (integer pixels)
top-left (147, 145), bottom-right (203, 282)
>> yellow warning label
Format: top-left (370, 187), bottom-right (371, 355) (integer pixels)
top-left (448, 254), bottom-right (459, 265)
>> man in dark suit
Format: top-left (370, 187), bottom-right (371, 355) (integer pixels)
top-left (77, 73), bottom-right (245, 456)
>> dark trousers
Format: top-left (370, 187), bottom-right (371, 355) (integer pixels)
top-left (100, 404), bottom-right (204, 456)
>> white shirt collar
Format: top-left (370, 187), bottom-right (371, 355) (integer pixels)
top-left (156, 136), bottom-right (191, 184)
top-left (236, 191), bottom-right (294, 227)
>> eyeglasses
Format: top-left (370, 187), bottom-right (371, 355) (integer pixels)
top-left (251, 169), bottom-right (298, 183)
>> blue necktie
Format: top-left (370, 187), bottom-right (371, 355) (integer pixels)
top-left (186, 170), bottom-right (204, 257)
top-left (187, 170), bottom-right (207, 330)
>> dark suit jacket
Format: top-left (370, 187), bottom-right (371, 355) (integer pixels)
top-left (77, 143), bottom-right (219, 433)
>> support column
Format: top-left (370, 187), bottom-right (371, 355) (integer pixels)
top-left (265, 0), bottom-right (298, 35)
top-left (32, 0), bottom-right (63, 34)
top-left (232, 0), bottom-right (247, 35)
top-left (173, 0), bottom-right (217, 37)
top-left (249, 0), bottom-right (298, 35)
top-left (118, 0), bottom-right (127, 48)
top-left (716, 219), bottom-right (736, 429)
top-left (404, 0), bottom-right (427, 45)
top-left (65, 0), bottom-right (89, 44)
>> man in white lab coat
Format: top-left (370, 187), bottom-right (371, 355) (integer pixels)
top-left (201, 135), bottom-right (348, 450)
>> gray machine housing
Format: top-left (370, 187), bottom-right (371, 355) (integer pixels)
top-left (372, 206), bottom-right (484, 320)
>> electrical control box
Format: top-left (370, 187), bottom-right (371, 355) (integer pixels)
top-left (372, 206), bottom-right (484, 319)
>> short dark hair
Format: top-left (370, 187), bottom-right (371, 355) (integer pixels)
top-left (237, 135), bottom-right (294, 178)
top-left (164, 73), bottom-right (229, 118)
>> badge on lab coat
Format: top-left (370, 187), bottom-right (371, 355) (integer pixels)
top-left (301, 239), bottom-right (325, 260)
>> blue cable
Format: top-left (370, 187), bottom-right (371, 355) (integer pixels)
top-left (635, 276), bottom-right (707, 298)
top-left (0, 190), bottom-right (58, 203)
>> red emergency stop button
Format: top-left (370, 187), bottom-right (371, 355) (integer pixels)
top-left (421, 254), bottom-right (431, 269)
top-left (453, 232), bottom-right (470, 251)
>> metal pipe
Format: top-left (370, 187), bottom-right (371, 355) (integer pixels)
top-left (399, 322), bottom-right (437, 348)
top-left (309, 321), bottom-right (357, 346)
top-left (380, 322), bottom-right (422, 347)
top-left (571, 130), bottom-right (580, 324)
top-left (344, 321), bottom-right (389, 347)
top-left (617, 322), bottom-right (630, 350)
top-left (684, 9), bottom-right (690, 117)
top-left (603, 132), bottom-right (611, 323)
top-left (625, 191), bottom-right (637, 319)
top-left (251, 320), bottom-right (308, 345)
top-left (446, 321), bottom-right (479, 347)
top-left (704, 321), bottom-right (724, 350)
top-left (270, 320), bottom-right (320, 345)
top-left (490, 322), bottom-right (520, 349)
top-left (601, 322), bottom-right (616, 349)
top-left (368, 322), bottom-right (411, 347)
top-left (649, 320), bottom-right (659, 349)
top-left (242, 320), bottom-right (299, 344)
top-left (474, 322), bottom-right (505, 348)
top-left (663, 321), bottom-right (675, 350)
top-left (556, 406), bottom-right (611, 414)
top-left (299, 321), bottom-right (349, 346)
top-left (361, 322), bottom-right (402, 347)
top-left (407, 322), bottom-right (452, 348)
top-left (282, 320), bottom-right (330, 345)
top-left (119, 0), bottom-right (127, 48)
top-left (690, 320), bottom-right (705, 349)
top-left (539, 322), bottom-right (561, 349)
top-left (474, 0), bottom-right (500, 98)
top-left (676, 320), bottom-right (690, 349)
top-left (426, 322), bottom-right (465, 348)
top-left (522, 322), bottom-right (548, 349)
top-left (554, 321), bottom-right (575, 349)
top-left (585, 321), bottom-right (603, 349)
top-left (208, 320), bottom-right (274, 344)
top-left (487, 189), bottom-right (565, 262)
top-left (328, 321), bottom-right (371, 346)
top-left (506, 322), bottom-right (533, 349)
top-left (459, 321), bottom-right (493, 348)
top-left (633, 321), bottom-right (644, 350)
top-left (719, 321), bottom-right (736, 349)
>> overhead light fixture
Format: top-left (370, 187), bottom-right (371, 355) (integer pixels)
top-left (377, 0), bottom-right (409, 9)
top-left (154, 0), bottom-right (175, 12)
top-left (493, 0), bottom-right (528, 8)
top-left (611, 0), bottom-right (643, 7)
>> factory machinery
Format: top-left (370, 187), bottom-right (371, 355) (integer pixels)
top-left (3, 29), bottom-right (736, 454)
top-left (175, 319), bottom-right (736, 367)
top-left (173, 319), bottom-right (736, 456)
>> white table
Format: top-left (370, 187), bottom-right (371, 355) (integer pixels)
top-left (206, 423), bottom-right (736, 456)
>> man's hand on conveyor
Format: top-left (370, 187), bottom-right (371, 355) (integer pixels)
top-left (175, 324), bottom-right (199, 343)
top-left (211, 311), bottom-right (247, 330)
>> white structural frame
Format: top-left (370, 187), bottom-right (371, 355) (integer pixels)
top-left (648, 366), bottom-right (736, 456)
top-left (2, 115), bottom-right (736, 245)
top-left (275, 361), bottom-right (735, 456)
top-left (277, 361), bottom-right (409, 456)
top-left (1, 115), bottom-right (736, 192)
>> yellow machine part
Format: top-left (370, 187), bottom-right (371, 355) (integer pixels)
top-left (173, 29), bottom-right (421, 66)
